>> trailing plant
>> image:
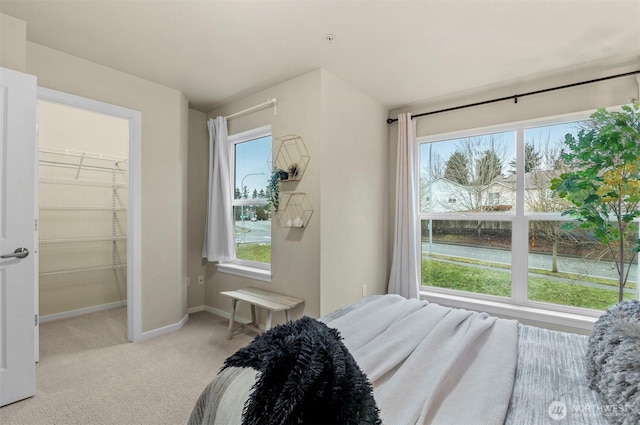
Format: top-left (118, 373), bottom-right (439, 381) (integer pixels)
top-left (267, 167), bottom-right (289, 212)
top-left (551, 102), bottom-right (640, 302)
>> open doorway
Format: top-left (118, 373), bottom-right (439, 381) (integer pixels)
top-left (36, 88), bottom-right (142, 357)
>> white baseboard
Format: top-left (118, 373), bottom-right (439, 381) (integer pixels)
top-left (205, 306), bottom-right (230, 319)
top-left (40, 300), bottom-right (127, 323)
top-left (187, 305), bottom-right (205, 314)
top-left (203, 306), bottom-right (264, 331)
top-left (137, 314), bottom-right (189, 342)
top-left (41, 303), bottom-right (192, 342)
top-left (205, 306), bottom-right (246, 322)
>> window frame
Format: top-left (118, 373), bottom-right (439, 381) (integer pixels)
top-left (416, 107), bottom-right (640, 320)
top-left (218, 125), bottom-right (272, 280)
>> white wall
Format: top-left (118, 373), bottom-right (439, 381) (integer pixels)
top-left (205, 70), bottom-right (323, 321)
top-left (0, 13), bottom-right (26, 72)
top-left (390, 56), bottom-right (640, 139)
top-left (187, 108), bottom-right (208, 310)
top-left (199, 69), bottom-right (390, 322)
top-left (38, 100), bottom-right (129, 157)
top-left (319, 69), bottom-right (389, 315)
top-left (25, 41), bottom-right (189, 333)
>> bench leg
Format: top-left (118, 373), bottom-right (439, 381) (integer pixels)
top-left (285, 309), bottom-right (291, 323)
top-left (227, 299), bottom-right (238, 340)
top-left (265, 310), bottom-right (273, 331)
top-left (250, 304), bottom-right (258, 329)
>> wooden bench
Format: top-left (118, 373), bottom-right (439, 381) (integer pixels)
top-left (220, 287), bottom-right (304, 340)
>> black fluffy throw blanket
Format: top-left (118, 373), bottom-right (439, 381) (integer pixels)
top-left (586, 300), bottom-right (640, 425)
top-left (222, 316), bottom-right (381, 425)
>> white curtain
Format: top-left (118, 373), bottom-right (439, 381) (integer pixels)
top-left (388, 113), bottom-right (420, 298)
top-left (202, 116), bottom-right (235, 262)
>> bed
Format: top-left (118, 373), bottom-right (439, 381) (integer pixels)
top-left (189, 294), bottom-right (637, 425)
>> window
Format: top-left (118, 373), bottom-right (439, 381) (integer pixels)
top-left (418, 112), bottom-right (637, 315)
top-left (422, 219), bottom-right (512, 298)
top-left (487, 192), bottom-right (500, 206)
top-left (228, 126), bottom-right (272, 269)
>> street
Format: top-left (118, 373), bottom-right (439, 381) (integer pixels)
top-left (423, 242), bottom-right (637, 284)
top-left (233, 224), bottom-right (637, 292)
top-left (236, 220), bottom-right (271, 244)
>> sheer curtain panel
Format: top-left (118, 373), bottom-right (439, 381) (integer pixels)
top-left (203, 117), bottom-right (235, 262)
top-left (388, 113), bottom-right (420, 298)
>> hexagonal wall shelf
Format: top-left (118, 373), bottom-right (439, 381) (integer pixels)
top-left (277, 192), bottom-right (313, 228)
top-left (273, 134), bottom-right (309, 182)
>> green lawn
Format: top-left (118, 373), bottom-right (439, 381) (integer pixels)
top-left (235, 243), bottom-right (632, 311)
top-left (428, 253), bottom-right (636, 290)
top-left (422, 258), bottom-right (634, 311)
top-left (236, 243), bottom-right (271, 263)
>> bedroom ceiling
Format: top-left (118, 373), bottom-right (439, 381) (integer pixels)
top-left (2, 0), bottom-right (640, 113)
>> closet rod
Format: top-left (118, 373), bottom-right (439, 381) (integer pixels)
top-left (40, 236), bottom-right (127, 244)
top-left (225, 98), bottom-right (277, 120)
top-left (386, 69), bottom-right (640, 124)
top-left (40, 206), bottom-right (127, 212)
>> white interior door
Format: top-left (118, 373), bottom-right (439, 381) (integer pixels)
top-left (0, 67), bottom-right (37, 407)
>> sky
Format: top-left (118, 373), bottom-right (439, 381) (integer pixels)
top-left (235, 120), bottom-right (585, 193)
top-left (234, 135), bottom-right (272, 195)
top-left (419, 120), bottom-right (585, 178)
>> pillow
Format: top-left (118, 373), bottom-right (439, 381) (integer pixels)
top-left (222, 316), bottom-right (380, 425)
top-left (586, 300), bottom-right (640, 424)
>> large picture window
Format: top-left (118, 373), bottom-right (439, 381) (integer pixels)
top-left (419, 112), bottom-right (638, 314)
top-left (229, 126), bottom-right (272, 268)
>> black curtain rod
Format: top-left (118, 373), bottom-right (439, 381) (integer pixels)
top-left (386, 69), bottom-right (640, 124)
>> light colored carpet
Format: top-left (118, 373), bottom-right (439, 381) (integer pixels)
top-left (0, 308), bottom-right (253, 425)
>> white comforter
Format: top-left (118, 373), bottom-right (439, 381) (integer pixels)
top-left (189, 295), bottom-right (519, 425)
top-left (323, 295), bottom-right (518, 425)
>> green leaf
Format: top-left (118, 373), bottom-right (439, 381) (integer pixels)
top-left (550, 102), bottom-right (640, 299)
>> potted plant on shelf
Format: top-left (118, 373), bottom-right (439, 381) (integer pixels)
top-left (267, 167), bottom-right (289, 213)
top-left (551, 102), bottom-right (640, 303)
top-left (288, 162), bottom-right (300, 180)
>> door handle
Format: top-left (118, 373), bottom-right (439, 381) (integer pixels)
top-left (1, 247), bottom-right (29, 259)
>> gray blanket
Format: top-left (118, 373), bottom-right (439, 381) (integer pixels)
top-left (189, 366), bottom-right (256, 425)
top-left (506, 325), bottom-right (609, 425)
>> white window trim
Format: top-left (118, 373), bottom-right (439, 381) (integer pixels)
top-left (417, 106), bottom-right (639, 322)
top-left (420, 290), bottom-right (597, 334)
top-left (217, 262), bottom-right (271, 282)
top-left (217, 125), bottom-right (272, 280)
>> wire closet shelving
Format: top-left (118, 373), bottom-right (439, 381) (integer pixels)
top-left (38, 147), bottom-right (128, 278)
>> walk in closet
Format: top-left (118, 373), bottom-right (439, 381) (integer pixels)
top-left (38, 100), bottom-right (129, 322)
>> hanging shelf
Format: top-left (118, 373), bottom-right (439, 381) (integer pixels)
top-left (272, 134), bottom-right (309, 182)
top-left (277, 192), bottom-right (313, 228)
top-left (40, 236), bottom-right (127, 244)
